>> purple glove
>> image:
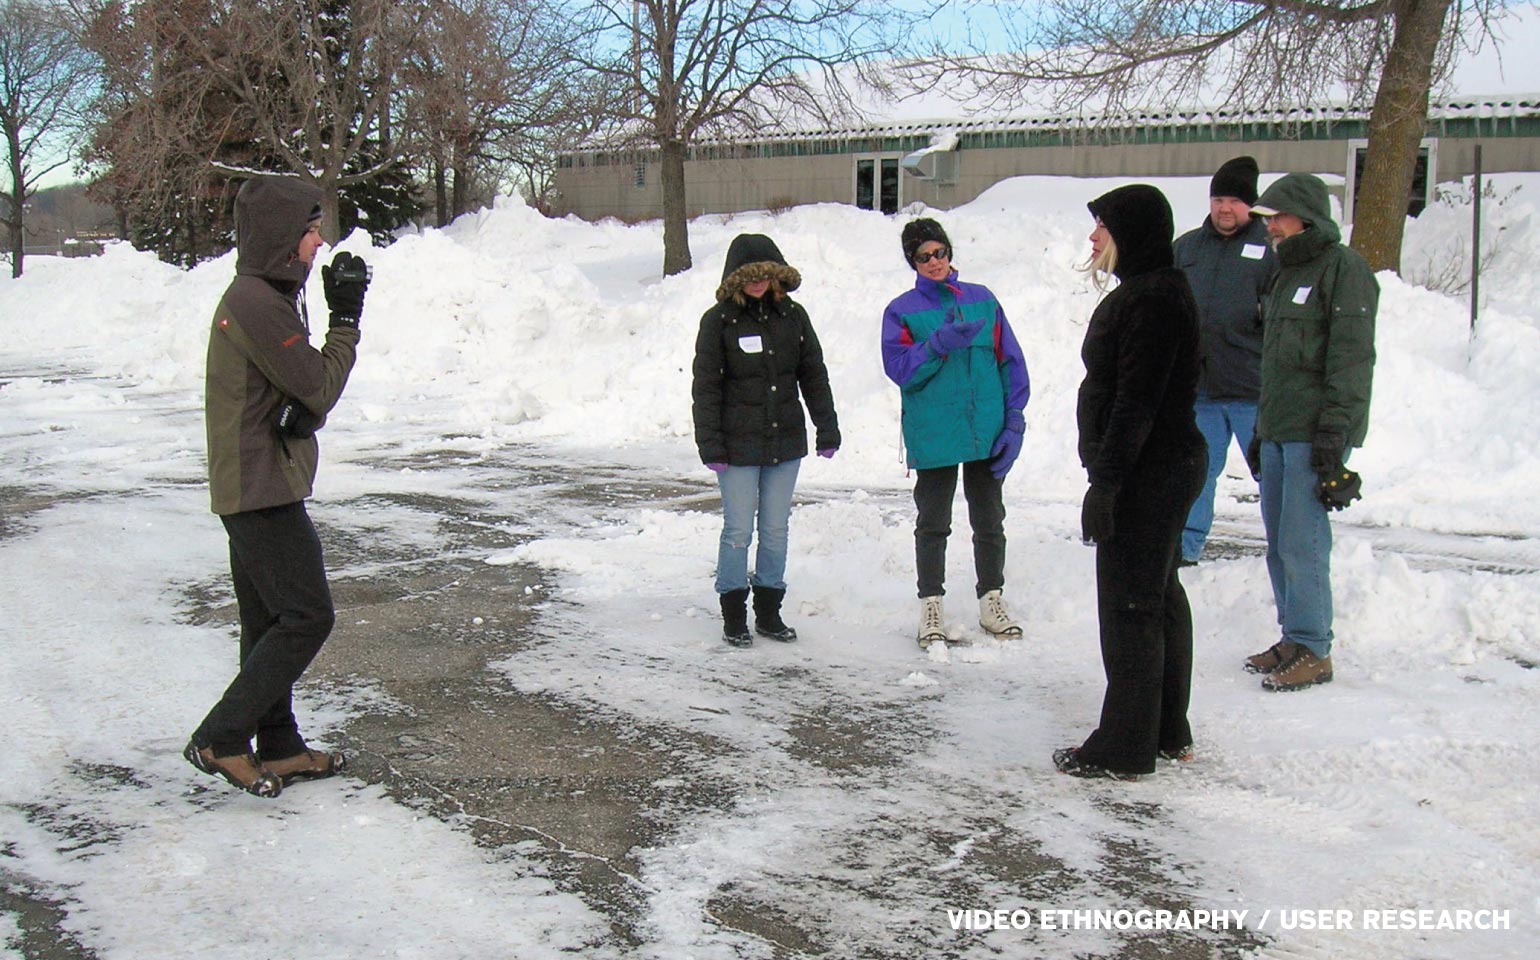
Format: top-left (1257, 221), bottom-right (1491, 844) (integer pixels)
top-left (706, 462), bottom-right (728, 474)
top-left (817, 448), bottom-right (836, 459)
top-left (989, 410), bottom-right (1025, 479)
top-left (927, 317), bottom-right (986, 357)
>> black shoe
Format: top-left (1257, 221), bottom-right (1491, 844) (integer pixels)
top-left (1177, 556), bottom-right (1199, 568)
top-left (1158, 744), bottom-right (1195, 763)
top-left (1052, 747), bottom-right (1140, 781)
top-left (751, 585), bottom-right (798, 642)
top-left (720, 588), bottom-right (753, 647)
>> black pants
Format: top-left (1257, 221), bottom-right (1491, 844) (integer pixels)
top-left (192, 501), bottom-right (335, 758)
top-left (913, 459), bottom-right (1006, 599)
top-left (1077, 454), bottom-right (1205, 775)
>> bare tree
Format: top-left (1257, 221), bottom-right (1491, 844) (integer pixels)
top-left (399, 0), bottom-right (590, 226)
top-left (192, 0), bottom-right (425, 242)
top-left (0, 0), bottom-right (92, 277)
top-left (575, 0), bottom-right (918, 276)
top-left (80, 0), bottom-right (249, 265)
top-left (909, 0), bottom-right (1509, 274)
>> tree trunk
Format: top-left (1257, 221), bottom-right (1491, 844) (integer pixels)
top-left (7, 130), bottom-right (24, 278)
top-left (318, 179), bottom-right (342, 246)
top-left (660, 139), bottom-right (691, 276)
top-left (452, 160), bottom-right (469, 219)
top-left (1351, 0), bottom-right (1451, 274)
top-left (434, 160), bottom-right (449, 228)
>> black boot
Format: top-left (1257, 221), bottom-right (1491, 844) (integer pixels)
top-left (752, 585), bottom-right (797, 642)
top-left (720, 588), bottom-right (752, 646)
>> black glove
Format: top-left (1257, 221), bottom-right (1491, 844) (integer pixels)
top-left (1317, 467), bottom-right (1363, 511)
top-left (1245, 434), bottom-right (1263, 480)
top-left (1080, 485), bottom-right (1116, 545)
top-left (1310, 429), bottom-right (1346, 474)
top-left (322, 251), bottom-right (371, 327)
top-left (275, 399), bottom-right (322, 440)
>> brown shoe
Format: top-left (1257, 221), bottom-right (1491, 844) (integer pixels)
top-left (1244, 640), bottom-right (1298, 674)
top-left (1261, 648), bottom-right (1333, 691)
top-left (184, 741), bottom-right (282, 798)
top-left (260, 748), bottom-right (346, 786)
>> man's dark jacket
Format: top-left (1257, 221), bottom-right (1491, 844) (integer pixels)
top-left (1174, 215), bottom-right (1277, 402)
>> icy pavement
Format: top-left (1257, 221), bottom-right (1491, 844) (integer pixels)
top-left (2, 368), bottom-right (1537, 959)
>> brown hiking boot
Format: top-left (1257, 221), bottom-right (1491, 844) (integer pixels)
top-left (184, 741), bottom-right (282, 798)
top-left (1244, 640), bottom-right (1297, 674)
top-left (260, 748), bottom-right (346, 786)
top-left (1261, 647), bottom-right (1333, 691)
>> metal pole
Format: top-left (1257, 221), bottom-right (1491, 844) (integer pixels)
top-left (1471, 144), bottom-right (1482, 337)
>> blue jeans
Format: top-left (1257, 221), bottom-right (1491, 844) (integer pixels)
top-left (1181, 396), bottom-right (1257, 562)
top-left (1258, 441), bottom-right (1334, 657)
top-left (715, 459), bottom-right (801, 594)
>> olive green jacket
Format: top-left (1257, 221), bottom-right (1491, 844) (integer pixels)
top-left (1258, 219), bottom-right (1378, 446)
top-left (205, 177), bottom-right (359, 515)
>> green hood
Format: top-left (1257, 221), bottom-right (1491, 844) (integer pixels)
top-left (1254, 173), bottom-right (1340, 245)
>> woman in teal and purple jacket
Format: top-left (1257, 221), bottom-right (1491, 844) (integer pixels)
top-left (881, 218), bottom-right (1031, 649)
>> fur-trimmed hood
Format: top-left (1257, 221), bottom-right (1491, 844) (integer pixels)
top-left (715, 233), bottom-right (801, 303)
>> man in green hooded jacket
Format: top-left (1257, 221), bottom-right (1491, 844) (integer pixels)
top-left (1242, 173), bottom-right (1377, 692)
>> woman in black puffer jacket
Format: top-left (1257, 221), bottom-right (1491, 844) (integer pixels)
top-left (692, 234), bottom-right (840, 647)
top-left (1056, 185), bottom-right (1207, 780)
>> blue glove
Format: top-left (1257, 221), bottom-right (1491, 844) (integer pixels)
top-left (989, 410), bottom-right (1025, 479)
top-left (927, 316), bottom-right (985, 357)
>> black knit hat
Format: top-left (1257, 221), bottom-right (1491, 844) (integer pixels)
top-left (1210, 156), bottom-right (1259, 205)
top-left (901, 217), bottom-right (951, 267)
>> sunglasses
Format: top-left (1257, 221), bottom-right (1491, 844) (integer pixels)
top-left (914, 247), bottom-right (951, 264)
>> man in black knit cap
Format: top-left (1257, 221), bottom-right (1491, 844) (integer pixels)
top-left (1174, 156), bottom-right (1278, 565)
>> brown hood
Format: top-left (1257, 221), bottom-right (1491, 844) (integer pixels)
top-left (234, 176), bottom-right (324, 287)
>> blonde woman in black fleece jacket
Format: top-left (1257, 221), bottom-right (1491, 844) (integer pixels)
top-left (1056, 184), bottom-right (1207, 781)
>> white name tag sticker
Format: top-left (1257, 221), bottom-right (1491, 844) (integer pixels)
top-left (1242, 243), bottom-right (1266, 260)
top-left (738, 335), bottom-right (763, 354)
top-left (1292, 286), bottom-right (1313, 305)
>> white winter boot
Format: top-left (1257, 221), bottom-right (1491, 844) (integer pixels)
top-left (979, 589), bottom-right (1023, 639)
top-left (917, 596), bottom-right (947, 648)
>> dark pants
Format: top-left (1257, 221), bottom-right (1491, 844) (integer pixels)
top-left (1077, 454), bottom-right (1205, 775)
top-left (192, 501), bottom-right (335, 758)
top-left (913, 459), bottom-right (1006, 599)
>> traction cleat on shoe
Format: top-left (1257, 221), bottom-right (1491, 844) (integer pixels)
top-left (917, 596), bottom-right (947, 649)
top-left (1052, 747), bottom-right (1140, 781)
top-left (1244, 640), bottom-right (1297, 674)
top-left (185, 741), bottom-right (282, 798)
top-left (1158, 744), bottom-right (1195, 763)
top-left (1261, 647), bottom-right (1333, 691)
top-left (978, 589), bottom-right (1023, 639)
top-left (260, 748), bottom-right (346, 786)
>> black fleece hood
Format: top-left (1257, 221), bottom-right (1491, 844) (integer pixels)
top-left (715, 233), bottom-right (802, 303)
top-left (1087, 184), bottom-right (1176, 281)
top-left (234, 176), bottom-right (324, 288)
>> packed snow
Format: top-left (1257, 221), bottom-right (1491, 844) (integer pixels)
top-left (2, 169), bottom-right (1538, 959)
